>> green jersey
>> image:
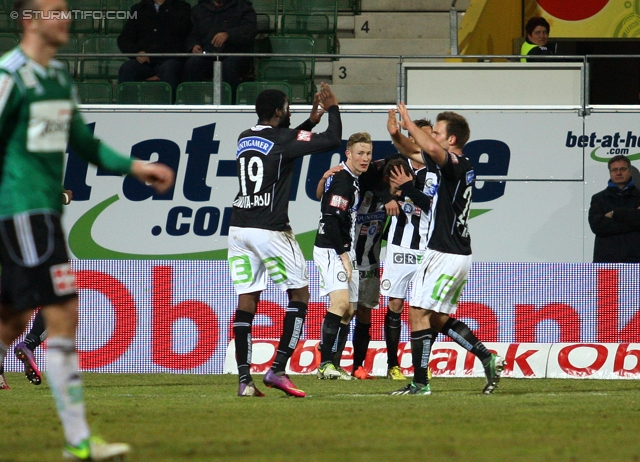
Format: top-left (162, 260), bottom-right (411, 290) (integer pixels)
top-left (0, 47), bottom-right (133, 217)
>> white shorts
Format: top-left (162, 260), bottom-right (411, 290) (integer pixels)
top-left (409, 248), bottom-right (472, 314)
top-left (228, 226), bottom-right (308, 294)
top-left (380, 243), bottom-right (425, 299)
top-left (313, 246), bottom-right (359, 302)
top-left (358, 268), bottom-right (380, 308)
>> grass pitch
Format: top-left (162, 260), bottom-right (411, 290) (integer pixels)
top-left (1, 373), bottom-right (639, 461)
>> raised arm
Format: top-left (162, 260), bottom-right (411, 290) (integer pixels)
top-left (387, 109), bottom-right (421, 161)
top-left (397, 103), bottom-right (447, 166)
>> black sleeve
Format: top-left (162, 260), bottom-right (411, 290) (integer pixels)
top-left (295, 119), bottom-right (317, 131)
top-left (283, 106), bottom-right (342, 159)
top-left (185, 8), bottom-right (200, 51)
top-left (321, 176), bottom-right (352, 254)
top-left (399, 181), bottom-right (432, 210)
top-left (225, 1), bottom-right (258, 46)
top-left (612, 207), bottom-right (640, 230)
top-left (117, 6), bottom-right (140, 53)
top-left (588, 193), bottom-right (635, 236)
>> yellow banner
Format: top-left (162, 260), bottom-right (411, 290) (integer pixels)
top-left (526, 0), bottom-right (640, 37)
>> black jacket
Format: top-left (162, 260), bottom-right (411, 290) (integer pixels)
top-left (588, 180), bottom-right (640, 263)
top-left (185, 0), bottom-right (257, 53)
top-left (117, 0), bottom-right (192, 59)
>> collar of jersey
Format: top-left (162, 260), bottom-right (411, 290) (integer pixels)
top-left (251, 125), bottom-right (273, 131)
top-left (341, 161), bottom-right (358, 179)
top-left (16, 47), bottom-right (49, 78)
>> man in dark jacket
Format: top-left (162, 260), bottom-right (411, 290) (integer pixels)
top-left (589, 155), bottom-right (640, 262)
top-left (117, 0), bottom-right (192, 94)
top-left (183, 0), bottom-right (257, 94)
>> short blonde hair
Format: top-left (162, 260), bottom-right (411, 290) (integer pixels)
top-left (347, 132), bottom-right (372, 150)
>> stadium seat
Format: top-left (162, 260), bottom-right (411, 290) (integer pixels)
top-left (175, 81), bottom-right (232, 105)
top-left (0, 12), bottom-right (19, 33)
top-left (68, 0), bottom-right (103, 34)
top-left (80, 35), bottom-right (126, 81)
top-left (337, 0), bottom-right (359, 13)
top-left (260, 36), bottom-right (315, 103)
top-left (0, 32), bottom-right (18, 53)
top-left (235, 81), bottom-right (292, 105)
top-left (250, 0), bottom-right (278, 34)
top-left (116, 81), bottom-right (172, 104)
top-left (280, 14), bottom-right (334, 54)
top-left (103, 0), bottom-right (133, 35)
top-left (280, 0), bottom-right (338, 54)
top-left (268, 35), bottom-right (315, 72)
top-left (257, 58), bottom-right (312, 103)
top-left (56, 34), bottom-right (79, 79)
top-left (75, 81), bottom-right (113, 104)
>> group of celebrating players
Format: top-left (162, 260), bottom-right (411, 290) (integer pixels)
top-left (229, 83), bottom-right (505, 398)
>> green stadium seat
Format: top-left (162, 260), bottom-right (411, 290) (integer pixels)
top-left (80, 35), bottom-right (125, 80)
top-left (261, 36), bottom-right (315, 102)
top-left (337, 0), bottom-right (359, 13)
top-left (0, 32), bottom-right (18, 53)
top-left (117, 81), bottom-right (172, 104)
top-left (56, 34), bottom-right (79, 79)
top-left (0, 12), bottom-right (19, 33)
top-left (235, 81), bottom-right (292, 105)
top-left (250, 0), bottom-right (278, 34)
top-left (175, 81), bottom-right (232, 105)
top-left (103, 0), bottom-right (133, 35)
top-left (280, 0), bottom-right (338, 53)
top-left (280, 14), bottom-right (335, 54)
top-left (68, 0), bottom-right (103, 34)
top-left (75, 81), bottom-right (113, 104)
top-left (257, 60), bottom-right (313, 103)
top-left (268, 35), bottom-right (314, 77)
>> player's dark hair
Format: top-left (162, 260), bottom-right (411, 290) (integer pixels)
top-left (255, 89), bottom-right (287, 122)
top-left (525, 16), bottom-right (550, 36)
top-left (437, 111), bottom-right (470, 148)
top-left (13, 0), bottom-right (37, 29)
top-left (608, 155), bottom-right (631, 170)
top-left (383, 158), bottom-right (413, 183)
top-left (414, 118), bottom-right (432, 129)
top-left (347, 132), bottom-right (372, 150)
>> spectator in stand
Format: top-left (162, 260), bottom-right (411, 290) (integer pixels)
top-left (117, 0), bottom-right (192, 96)
top-left (183, 0), bottom-right (257, 96)
top-left (520, 16), bottom-right (556, 62)
top-left (588, 155), bottom-right (640, 263)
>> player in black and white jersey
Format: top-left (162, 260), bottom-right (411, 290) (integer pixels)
top-left (388, 105), bottom-right (505, 396)
top-left (314, 132), bottom-right (372, 380)
top-left (228, 84), bottom-right (342, 398)
top-left (381, 119), bottom-right (439, 381)
top-left (315, 156), bottom-right (396, 380)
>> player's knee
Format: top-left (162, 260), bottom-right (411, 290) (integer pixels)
top-left (289, 287), bottom-right (310, 305)
top-left (356, 305), bottom-right (371, 323)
